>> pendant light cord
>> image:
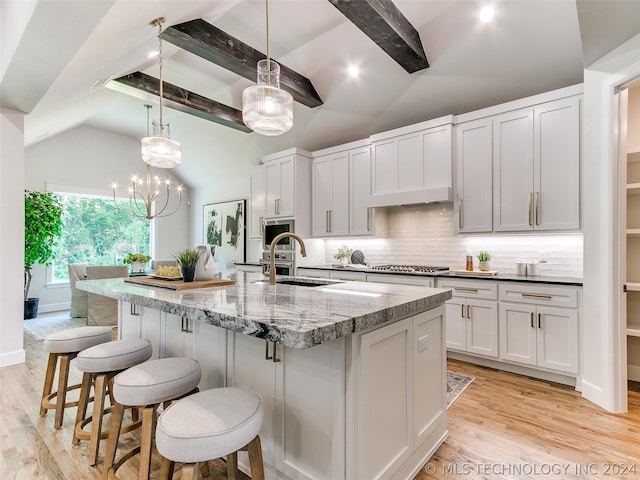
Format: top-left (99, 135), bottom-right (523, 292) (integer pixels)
top-left (157, 20), bottom-right (164, 133)
top-left (265, 0), bottom-right (271, 86)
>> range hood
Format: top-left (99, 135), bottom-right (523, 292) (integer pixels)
top-left (368, 186), bottom-right (452, 207)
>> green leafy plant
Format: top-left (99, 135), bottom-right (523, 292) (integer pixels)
top-left (24, 190), bottom-right (64, 300)
top-left (333, 245), bottom-right (353, 260)
top-left (123, 253), bottom-right (151, 264)
top-left (477, 251), bottom-right (491, 262)
top-left (173, 248), bottom-right (201, 268)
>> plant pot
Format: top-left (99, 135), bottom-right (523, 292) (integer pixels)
top-left (24, 298), bottom-right (39, 319)
top-left (181, 266), bottom-right (196, 282)
top-left (338, 257), bottom-right (348, 265)
top-left (478, 261), bottom-right (490, 271)
top-left (130, 261), bottom-right (146, 273)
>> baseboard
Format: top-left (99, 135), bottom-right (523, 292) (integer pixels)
top-left (38, 302), bottom-right (70, 314)
top-left (0, 349), bottom-right (26, 367)
top-left (628, 364), bottom-right (640, 382)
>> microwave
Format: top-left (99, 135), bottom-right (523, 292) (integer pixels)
top-left (263, 219), bottom-right (295, 251)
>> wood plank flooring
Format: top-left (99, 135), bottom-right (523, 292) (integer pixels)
top-left (3, 321), bottom-right (640, 479)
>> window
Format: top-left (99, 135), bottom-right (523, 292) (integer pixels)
top-left (50, 192), bottom-right (151, 282)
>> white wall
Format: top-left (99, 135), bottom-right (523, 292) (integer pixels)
top-left (582, 32), bottom-right (640, 412)
top-left (629, 84), bottom-right (640, 153)
top-left (25, 125), bottom-right (190, 312)
top-left (325, 204), bottom-right (583, 277)
top-left (0, 108), bottom-right (26, 367)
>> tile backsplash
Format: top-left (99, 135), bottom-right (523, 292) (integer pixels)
top-left (324, 204), bottom-right (583, 278)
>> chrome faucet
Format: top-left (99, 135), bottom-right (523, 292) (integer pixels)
top-left (269, 232), bottom-right (307, 285)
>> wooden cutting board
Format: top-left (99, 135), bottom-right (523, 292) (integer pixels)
top-left (124, 276), bottom-right (235, 290)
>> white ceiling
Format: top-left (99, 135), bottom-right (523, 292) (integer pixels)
top-left (3, 0), bottom-right (640, 190)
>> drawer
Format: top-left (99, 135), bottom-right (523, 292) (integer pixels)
top-left (499, 283), bottom-right (578, 308)
top-left (436, 278), bottom-right (497, 300)
top-left (297, 268), bottom-right (331, 279)
top-left (366, 273), bottom-right (434, 287)
top-left (330, 270), bottom-right (367, 282)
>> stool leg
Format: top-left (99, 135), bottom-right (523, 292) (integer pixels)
top-left (40, 353), bottom-right (58, 416)
top-left (200, 461), bottom-right (210, 478)
top-left (181, 463), bottom-right (200, 480)
top-left (247, 436), bottom-right (265, 480)
top-left (73, 372), bottom-right (93, 444)
top-left (54, 354), bottom-right (72, 429)
top-left (88, 373), bottom-right (108, 466)
top-left (227, 452), bottom-right (238, 480)
top-left (159, 456), bottom-right (175, 480)
top-left (102, 401), bottom-right (124, 480)
top-left (138, 405), bottom-right (157, 480)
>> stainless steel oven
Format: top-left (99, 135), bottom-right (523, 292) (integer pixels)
top-left (260, 250), bottom-right (295, 276)
top-left (263, 219), bottom-right (295, 251)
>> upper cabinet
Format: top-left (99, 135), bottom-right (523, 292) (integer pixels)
top-left (493, 96), bottom-right (580, 231)
top-left (263, 147), bottom-right (312, 220)
top-left (454, 84), bottom-right (582, 234)
top-left (249, 170), bottom-right (265, 239)
top-left (454, 118), bottom-right (493, 233)
top-left (369, 115), bottom-right (454, 207)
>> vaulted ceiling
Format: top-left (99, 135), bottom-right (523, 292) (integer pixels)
top-left (2, 0), bottom-right (640, 190)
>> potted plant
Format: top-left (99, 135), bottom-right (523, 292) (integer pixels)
top-left (173, 248), bottom-right (201, 282)
top-left (334, 245), bottom-right (353, 266)
top-left (477, 251), bottom-right (491, 271)
top-left (24, 190), bottom-right (64, 319)
top-left (123, 253), bottom-right (151, 273)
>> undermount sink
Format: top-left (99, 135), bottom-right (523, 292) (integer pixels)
top-left (253, 277), bottom-right (341, 287)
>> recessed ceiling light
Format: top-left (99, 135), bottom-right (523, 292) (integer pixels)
top-left (480, 5), bottom-right (495, 22)
top-left (348, 65), bottom-right (360, 78)
top-left (147, 50), bottom-right (159, 59)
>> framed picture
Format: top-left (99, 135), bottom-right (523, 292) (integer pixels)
top-left (203, 199), bottom-right (246, 271)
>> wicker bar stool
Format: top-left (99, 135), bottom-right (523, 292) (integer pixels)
top-left (40, 326), bottom-right (113, 429)
top-left (72, 339), bottom-right (153, 465)
top-left (101, 357), bottom-right (201, 480)
top-left (155, 387), bottom-right (265, 480)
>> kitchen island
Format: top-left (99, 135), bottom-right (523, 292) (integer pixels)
top-left (78, 272), bottom-right (452, 480)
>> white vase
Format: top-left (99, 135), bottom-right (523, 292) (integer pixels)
top-left (338, 257), bottom-right (348, 265)
top-left (478, 261), bottom-right (490, 271)
top-left (131, 261), bottom-right (146, 272)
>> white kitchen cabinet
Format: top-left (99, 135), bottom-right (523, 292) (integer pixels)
top-left (249, 169), bottom-right (265, 239)
top-left (454, 118), bottom-right (493, 233)
top-left (369, 116), bottom-right (453, 206)
top-left (312, 151), bottom-right (349, 236)
top-left (498, 283), bottom-right (579, 375)
top-left (329, 270), bottom-right (366, 282)
top-left (296, 267), bottom-right (331, 279)
top-left (366, 273), bottom-right (434, 288)
top-left (227, 333), bottom-right (345, 480)
top-left (437, 278), bottom-right (498, 357)
top-left (350, 145), bottom-right (387, 236)
top-left (263, 148), bottom-right (312, 224)
top-left (493, 96), bottom-right (580, 231)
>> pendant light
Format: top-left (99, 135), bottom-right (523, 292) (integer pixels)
top-left (242, 0), bottom-right (293, 136)
top-left (141, 17), bottom-right (182, 168)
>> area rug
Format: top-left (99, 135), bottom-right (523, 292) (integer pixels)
top-left (447, 370), bottom-right (475, 408)
top-left (23, 312), bottom-right (87, 341)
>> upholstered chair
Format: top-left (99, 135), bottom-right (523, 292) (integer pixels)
top-left (68, 263), bottom-right (89, 318)
top-left (85, 266), bottom-right (129, 326)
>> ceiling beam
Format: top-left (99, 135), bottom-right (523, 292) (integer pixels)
top-left (328, 0), bottom-right (429, 73)
top-left (161, 19), bottom-right (323, 108)
top-left (108, 72), bottom-right (251, 133)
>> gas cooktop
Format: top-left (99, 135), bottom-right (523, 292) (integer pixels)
top-left (369, 265), bottom-right (450, 274)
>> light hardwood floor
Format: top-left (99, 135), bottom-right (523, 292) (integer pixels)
top-left (3, 322), bottom-right (640, 479)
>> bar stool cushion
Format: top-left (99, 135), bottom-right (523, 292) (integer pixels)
top-left (156, 387), bottom-right (263, 464)
top-left (113, 358), bottom-right (201, 407)
top-left (44, 326), bottom-right (113, 354)
top-left (76, 339), bottom-right (152, 373)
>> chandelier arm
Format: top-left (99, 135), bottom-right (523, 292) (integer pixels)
top-left (112, 191), bottom-right (148, 219)
top-left (153, 184), bottom-right (172, 216)
top-left (152, 190), bottom-right (183, 218)
top-left (130, 193), bottom-right (153, 219)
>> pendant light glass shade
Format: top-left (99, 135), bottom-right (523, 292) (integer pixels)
top-left (141, 122), bottom-right (182, 168)
top-left (242, 57), bottom-right (293, 136)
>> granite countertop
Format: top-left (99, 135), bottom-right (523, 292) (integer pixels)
top-left (77, 272), bottom-right (451, 349)
top-left (297, 265), bottom-right (583, 286)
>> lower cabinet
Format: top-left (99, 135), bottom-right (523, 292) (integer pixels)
top-left (437, 278), bottom-right (498, 358)
top-left (499, 294), bottom-right (579, 375)
top-left (227, 333), bottom-right (346, 480)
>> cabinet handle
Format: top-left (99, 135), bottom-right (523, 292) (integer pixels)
top-left (521, 293), bottom-right (552, 300)
top-left (275, 198), bottom-right (280, 215)
top-left (325, 211), bottom-right (329, 233)
top-left (329, 210), bottom-right (332, 233)
top-left (181, 316), bottom-right (192, 333)
top-left (367, 207), bottom-right (371, 232)
top-left (458, 197), bottom-right (463, 228)
top-left (260, 217), bottom-right (265, 235)
top-left (530, 312), bottom-right (534, 328)
top-left (461, 304), bottom-right (465, 318)
top-left (264, 340), bottom-right (280, 362)
top-left (130, 303), bottom-right (139, 316)
top-left (455, 287), bottom-right (478, 293)
top-left (528, 192), bottom-right (533, 226)
top-left (535, 192), bottom-right (540, 226)
top-left (466, 304), bottom-right (470, 319)
top-left (538, 313), bottom-right (542, 329)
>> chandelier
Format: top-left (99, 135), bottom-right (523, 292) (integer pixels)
top-left (112, 105), bottom-right (182, 220)
top-left (141, 17), bottom-right (182, 167)
top-left (242, 0), bottom-right (293, 136)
